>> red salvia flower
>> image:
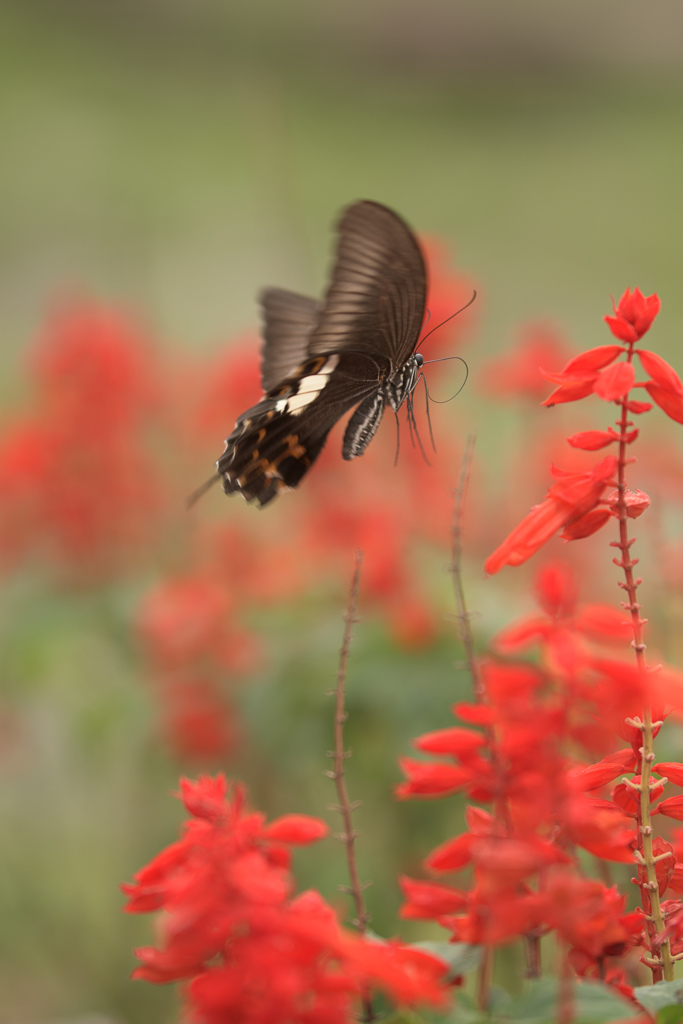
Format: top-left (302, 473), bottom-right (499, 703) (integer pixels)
top-left (123, 775), bottom-right (450, 1022)
top-left (542, 874), bottom-right (644, 961)
top-left (480, 322), bottom-right (573, 400)
top-left (485, 456), bottom-right (617, 574)
top-left (541, 346), bottom-right (624, 407)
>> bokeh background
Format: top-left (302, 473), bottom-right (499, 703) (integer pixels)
top-left (2, 2), bottom-right (683, 1021)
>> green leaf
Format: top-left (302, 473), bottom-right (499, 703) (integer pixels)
top-left (410, 941), bottom-right (483, 980)
top-left (635, 979), bottom-right (683, 1015)
top-left (657, 1007), bottom-right (683, 1024)
top-left (499, 978), bottom-right (639, 1022)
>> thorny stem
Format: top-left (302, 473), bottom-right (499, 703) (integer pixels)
top-left (613, 343), bottom-right (674, 983)
top-left (327, 551), bottom-right (375, 1022)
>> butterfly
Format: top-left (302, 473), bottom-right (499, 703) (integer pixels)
top-left (209, 200), bottom-right (430, 508)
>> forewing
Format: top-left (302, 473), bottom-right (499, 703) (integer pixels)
top-left (259, 288), bottom-right (321, 391)
top-left (308, 200), bottom-right (427, 369)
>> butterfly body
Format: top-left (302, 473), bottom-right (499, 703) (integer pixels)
top-left (217, 201), bottom-right (427, 507)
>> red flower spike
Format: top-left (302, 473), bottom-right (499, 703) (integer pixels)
top-left (645, 381), bottom-right (683, 424)
top-left (593, 361), bottom-right (635, 402)
top-left (605, 288), bottom-right (661, 342)
top-left (567, 429), bottom-right (618, 451)
top-left (262, 815), bottom-right (330, 845)
top-left (606, 488), bottom-right (651, 520)
top-left (124, 774), bottom-right (451, 1019)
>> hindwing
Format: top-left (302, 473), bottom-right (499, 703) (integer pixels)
top-left (218, 352), bottom-right (383, 506)
top-left (259, 288), bottom-right (321, 391)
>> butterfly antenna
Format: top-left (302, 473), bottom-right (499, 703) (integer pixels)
top-left (416, 290), bottom-right (477, 351)
top-left (186, 472), bottom-right (222, 509)
top-left (423, 356), bottom-right (469, 404)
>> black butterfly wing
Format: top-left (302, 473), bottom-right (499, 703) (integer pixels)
top-left (259, 288), bottom-right (321, 392)
top-left (218, 350), bottom-right (383, 507)
top-left (307, 200), bottom-right (427, 370)
top-left (217, 201), bottom-right (427, 507)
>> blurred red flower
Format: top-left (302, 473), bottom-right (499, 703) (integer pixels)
top-left (0, 302), bottom-right (164, 578)
top-left (123, 775), bottom-right (449, 1021)
top-left (481, 323), bottom-right (573, 400)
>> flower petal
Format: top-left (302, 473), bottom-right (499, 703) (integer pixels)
top-left (567, 430), bottom-right (618, 451)
top-left (563, 346), bottom-right (624, 373)
top-left (484, 497), bottom-right (571, 574)
top-left (561, 508), bottom-right (611, 540)
top-left (604, 315), bottom-right (638, 344)
top-left (645, 381), bottom-right (683, 424)
top-left (638, 349), bottom-right (683, 395)
top-left (593, 361), bottom-right (635, 401)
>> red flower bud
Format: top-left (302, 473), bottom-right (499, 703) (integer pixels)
top-left (604, 288), bottom-right (660, 342)
top-left (606, 489), bottom-right (651, 519)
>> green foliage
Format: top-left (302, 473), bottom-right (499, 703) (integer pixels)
top-left (635, 979), bottom-right (683, 1015)
top-left (658, 1007), bottom-right (683, 1024)
top-left (410, 941), bottom-right (483, 981)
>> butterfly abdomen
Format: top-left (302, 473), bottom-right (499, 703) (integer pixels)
top-left (342, 392), bottom-right (386, 460)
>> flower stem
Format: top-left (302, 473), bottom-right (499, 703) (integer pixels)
top-left (327, 551), bottom-right (376, 1022)
top-left (329, 550), bottom-right (369, 933)
top-left (614, 347), bottom-right (673, 982)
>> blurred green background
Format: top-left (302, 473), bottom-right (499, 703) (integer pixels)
top-left (2, 2), bottom-right (683, 1021)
